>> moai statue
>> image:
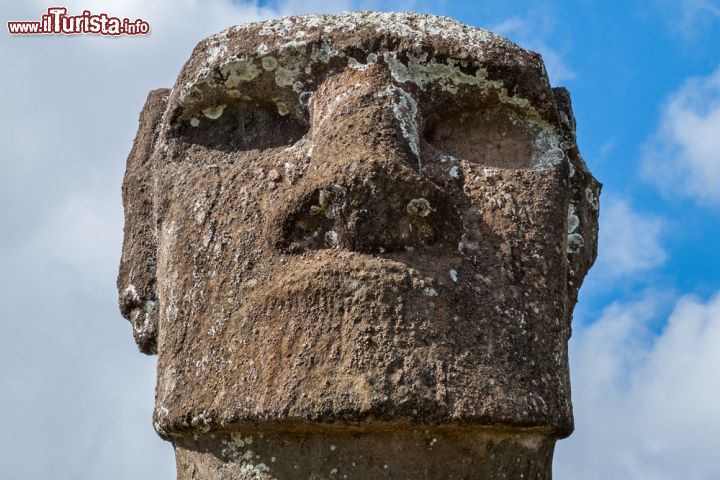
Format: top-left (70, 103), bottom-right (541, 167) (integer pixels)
top-left (118, 12), bottom-right (599, 480)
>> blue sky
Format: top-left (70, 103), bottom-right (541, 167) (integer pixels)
top-left (1, 0), bottom-right (719, 478)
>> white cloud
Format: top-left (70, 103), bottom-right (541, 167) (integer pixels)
top-left (656, 0), bottom-right (720, 38)
top-left (556, 290), bottom-right (720, 479)
top-left (642, 67), bottom-right (720, 208)
top-left (593, 197), bottom-right (667, 279)
top-left (492, 13), bottom-right (575, 84)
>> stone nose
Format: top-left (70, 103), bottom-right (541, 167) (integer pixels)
top-left (266, 69), bottom-right (461, 255)
top-left (308, 68), bottom-right (422, 174)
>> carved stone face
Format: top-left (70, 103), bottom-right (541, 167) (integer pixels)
top-left (118, 13), bottom-right (599, 443)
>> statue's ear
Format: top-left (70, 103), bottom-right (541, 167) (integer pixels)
top-left (117, 88), bottom-right (169, 355)
top-left (553, 87), bottom-right (602, 310)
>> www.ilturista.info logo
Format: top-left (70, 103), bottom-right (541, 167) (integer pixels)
top-left (7, 7), bottom-right (150, 36)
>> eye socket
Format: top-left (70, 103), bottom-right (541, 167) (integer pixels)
top-left (424, 108), bottom-right (537, 169)
top-left (175, 100), bottom-right (308, 151)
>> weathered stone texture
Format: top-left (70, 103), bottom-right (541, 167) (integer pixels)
top-left (118, 12), bottom-right (599, 479)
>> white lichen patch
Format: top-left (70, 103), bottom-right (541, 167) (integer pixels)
top-left (221, 432), bottom-right (247, 459)
top-left (449, 269), bottom-right (458, 282)
top-left (275, 100), bottom-right (289, 116)
top-left (204, 29), bottom-right (229, 64)
top-left (423, 287), bottom-right (439, 297)
top-left (254, 13), bottom-right (500, 52)
top-left (380, 86), bottom-right (421, 167)
top-left (178, 60), bottom-right (256, 109)
top-left (567, 233), bottom-right (584, 254)
top-left (309, 37), bottom-right (344, 64)
top-left (274, 66), bottom-right (297, 87)
top-left (195, 353), bottom-right (213, 377)
top-left (153, 405), bottom-right (170, 436)
top-left (206, 42), bottom-right (228, 64)
top-left (585, 186), bottom-right (599, 210)
top-left (567, 204), bottom-right (580, 234)
top-left (259, 15), bottom-right (297, 37)
top-left (406, 198), bottom-right (434, 217)
top-left (566, 202), bottom-right (584, 255)
top-left (261, 55), bottom-right (278, 71)
top-left (384, 51), bottom-right (500, 94)
top-left (122, 284), bottom-right (140, 304)
top-left (239, 461), bottom-right (270, 479)
top-left (348, 52), bottom-right (378, 70)
top-left (190, 117), bottom-right (200, 127)
top-left (283, 161), bottom-right (298, 180)
top-left (202, 104), bottom-right (226, 120)
top-left (256, 43), bottom-right (269, 55)
top-left (132, 299), bottom-right (157, 335)
top-left (325, 230), bottom-right (339, 248)
top-left (220, 58), bottom-right (261, 88)
top-left (531, 127), bottom-right (566, 170)
top-left (449, 165), bottom-right (460, 179)
top-left (189, 410), bottom-right (212, 433)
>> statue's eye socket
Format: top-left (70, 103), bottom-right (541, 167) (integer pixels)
top-left (424, 108), bottom-right (537, 169)
top-left (175, 100), bottom-right (308, 151)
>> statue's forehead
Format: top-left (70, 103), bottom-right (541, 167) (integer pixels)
top-left (209, 12), bottom-right (505, 60)
top-left (165, 13), bottom-right (558, 126)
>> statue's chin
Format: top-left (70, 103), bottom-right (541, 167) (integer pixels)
top-left (152, 250), bottom-right (573, 440)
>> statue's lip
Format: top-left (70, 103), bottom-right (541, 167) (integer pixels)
top-left (252, 248), bottom-right (462, 299)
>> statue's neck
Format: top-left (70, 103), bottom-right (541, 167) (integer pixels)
top-left (172, 427), bottom-right (556, 479)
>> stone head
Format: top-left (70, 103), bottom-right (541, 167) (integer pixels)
top-left (118, 12), bottom-right (599, 453)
